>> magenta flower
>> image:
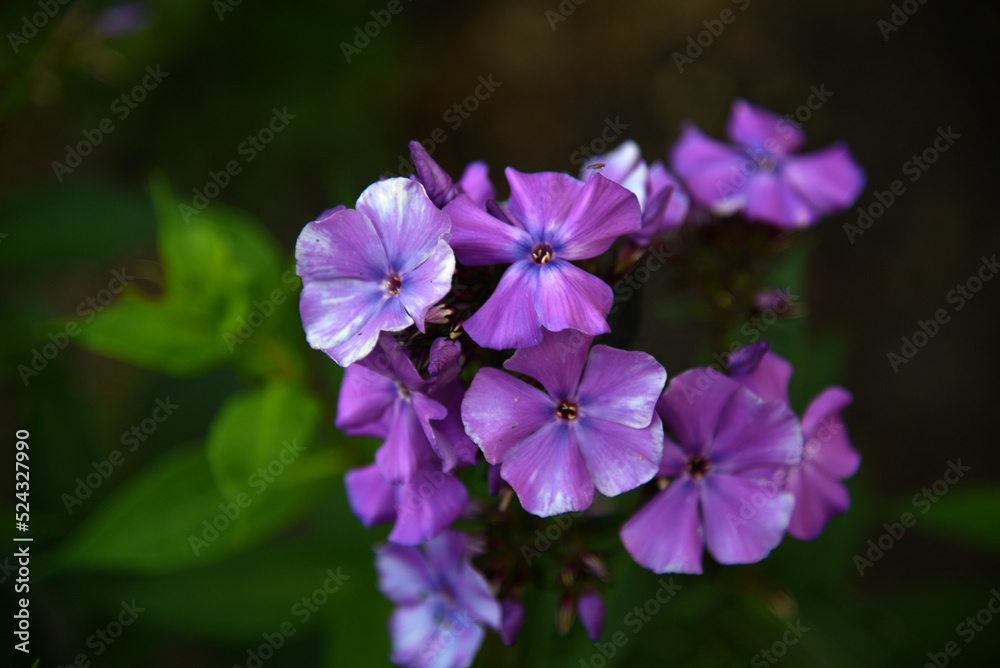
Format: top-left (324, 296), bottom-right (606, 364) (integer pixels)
top-left (295, 178), bottom-right (455, 366)
top-left (376, 531), bottom-right (501, 668)
top-left (620, 368), bottom-right (801, 574)
top-left (408, 140), bottom-right (495, 209)
top-left (583, 140), bottom-right (689, 245)
top-left (344, 463), bottom-right (467, 546)
top-left (462, 328), bottom-right (666, 517)
top-left (499, 598), bottom-right (524, 646)
top-left (727, 343), bottom-right (860, 540)
top-left (336, 335), bottom-right (476, 484)
top-left (670, 98), bottom-right (865, 228)
top-left (444, 169), bottom-right (641, 350)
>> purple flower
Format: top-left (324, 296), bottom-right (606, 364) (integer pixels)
top-left (444, 169), bottom-right (641, 350)
top-left (670, 98), bottom-right (865, 228)
top-left (376, 531), bottom-right (501, 668)
top-left (500, 598), bottom-right (524, 646)
top-left (727, 343), bottom-right (860, 540)
top-left (295, 178), bottom-right (455, 366)
top-left (583, 140), bottom-right (689, 245)
top-left (577, 590), bottom-right (605, 641)
top-left (462, 328), bottom-right (666, 517)
top-left (620, 368), bottom-right (801, 574)
top-left (344, 463), bottom-right (468, 545)
top-left (408, 141), bottom-right (495, 209)
top-left (337, 335), bottom-right (476, 484)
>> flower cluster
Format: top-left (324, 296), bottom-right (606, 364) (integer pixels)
top-left (295, 99), bottom-right (864, 668)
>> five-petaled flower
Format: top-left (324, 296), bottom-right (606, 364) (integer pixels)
top-left (671, 98), bottom-right (865, 228)
top-left (462, 328), bottom-right (666, 517)
top-left (295, 177), bottom-right (455, 366)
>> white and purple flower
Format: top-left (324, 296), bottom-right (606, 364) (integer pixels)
top-left (376, 531), bottom-right (501, 668)
top-left (295, 178), bottom-right (455, 367)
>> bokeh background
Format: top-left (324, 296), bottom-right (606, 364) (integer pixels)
top-left (2, 0), bottom-right (998, 666)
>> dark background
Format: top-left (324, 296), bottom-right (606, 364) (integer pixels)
top-left (1, 0), bottom-right (997, 666)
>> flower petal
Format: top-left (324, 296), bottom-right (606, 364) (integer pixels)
top-left (620, 477), bottom-right (704, 574)
top-left (744, 170), bottom-right (817, 228)
top-left (708, 387), bottom-right (802, 474)
top-left (583, 139), bottom-right (642, 185)
top-left (334, 363), bottom-right (396, 437)
top-left (356, 177), bottom-right (451, 275)
top-left (320, 294), bottom-right (412, 367)
top-left (577, 345), bottom-right (666, 427)
top-left (299, 277), bottom-right (390, 351)
top-left (801, 386), bottom-right (859, 479)
top-left (454, 563), bottom-right (502, 629)
top-left (376, 544), bottom-right (435, 604)
top-left (344, 464), bottom-right (396, 527)
top-left (458, 161), bottom-right (495, 208)
top-left (534, 261), bottom-right (614, 337)
top-left (701, 473), bottom-right (794, 565)
top-left (576, 413), bottom-right (663, 497)
top-left (555, 172), bottom-right (641, 260)
top-left (783, 143), bottom-right (865, 214)
top-left (503, 327), bottom-right (592, 399)
top-left (375, 400), bottom-right (440, 485)
top-left (670, 123), bottom-right (747, 210)
top-left (657, 368), bottom-right (740, 455)
top-left (443, 194), bottom-right (530, 265)
top-left (398, 239), bottom-right (455, 333)
top-left (390, 470), bottom-right (468, 546)
top-left (409, 140), bottom-right (455, 207)
top-left (505, 168), bottom-right (584, 239)
top-left (500, 599), bottom-right (524, 646)
top-left (388, 602), bottom-right (439, 665)
top-left (658, 433), bottom-right (688, 477)
top-left (462, 368), bottom-right (553, 465)
top-left (786, 464), bottom-right (850, 541)
top-left (729, 346), bottom-right (793, 406)
top-left (726, 98), bottom-right (805, 154)
top-left (294, 208), bottom-right (387, 282)
top-left (577, 590), bottom-right (605, 641)
top-left (500, 421), bottom-right (594, 516)
top-left (463, 261), bottom-right (543, 350)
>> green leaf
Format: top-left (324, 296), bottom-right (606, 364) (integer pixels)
top-left (915, 484), bottom-right (1000, 554)
top-left (206, 380), bottom-right (322, 497)
top-left (48, 445), bottom-right (310, 575)
top-left (75, 293), bottom-right (232, 376)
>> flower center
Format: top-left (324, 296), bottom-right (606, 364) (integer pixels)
top-left (686, 456), bottom-right (710, 479)
top-left (531, 242), bottom-right (554, 265)
top-left (396, 381), bottom-right (411, 401)
top-left (556, 400), bottom-right (578, 421)
top-left (386, 273), bottom-right (402, 295)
